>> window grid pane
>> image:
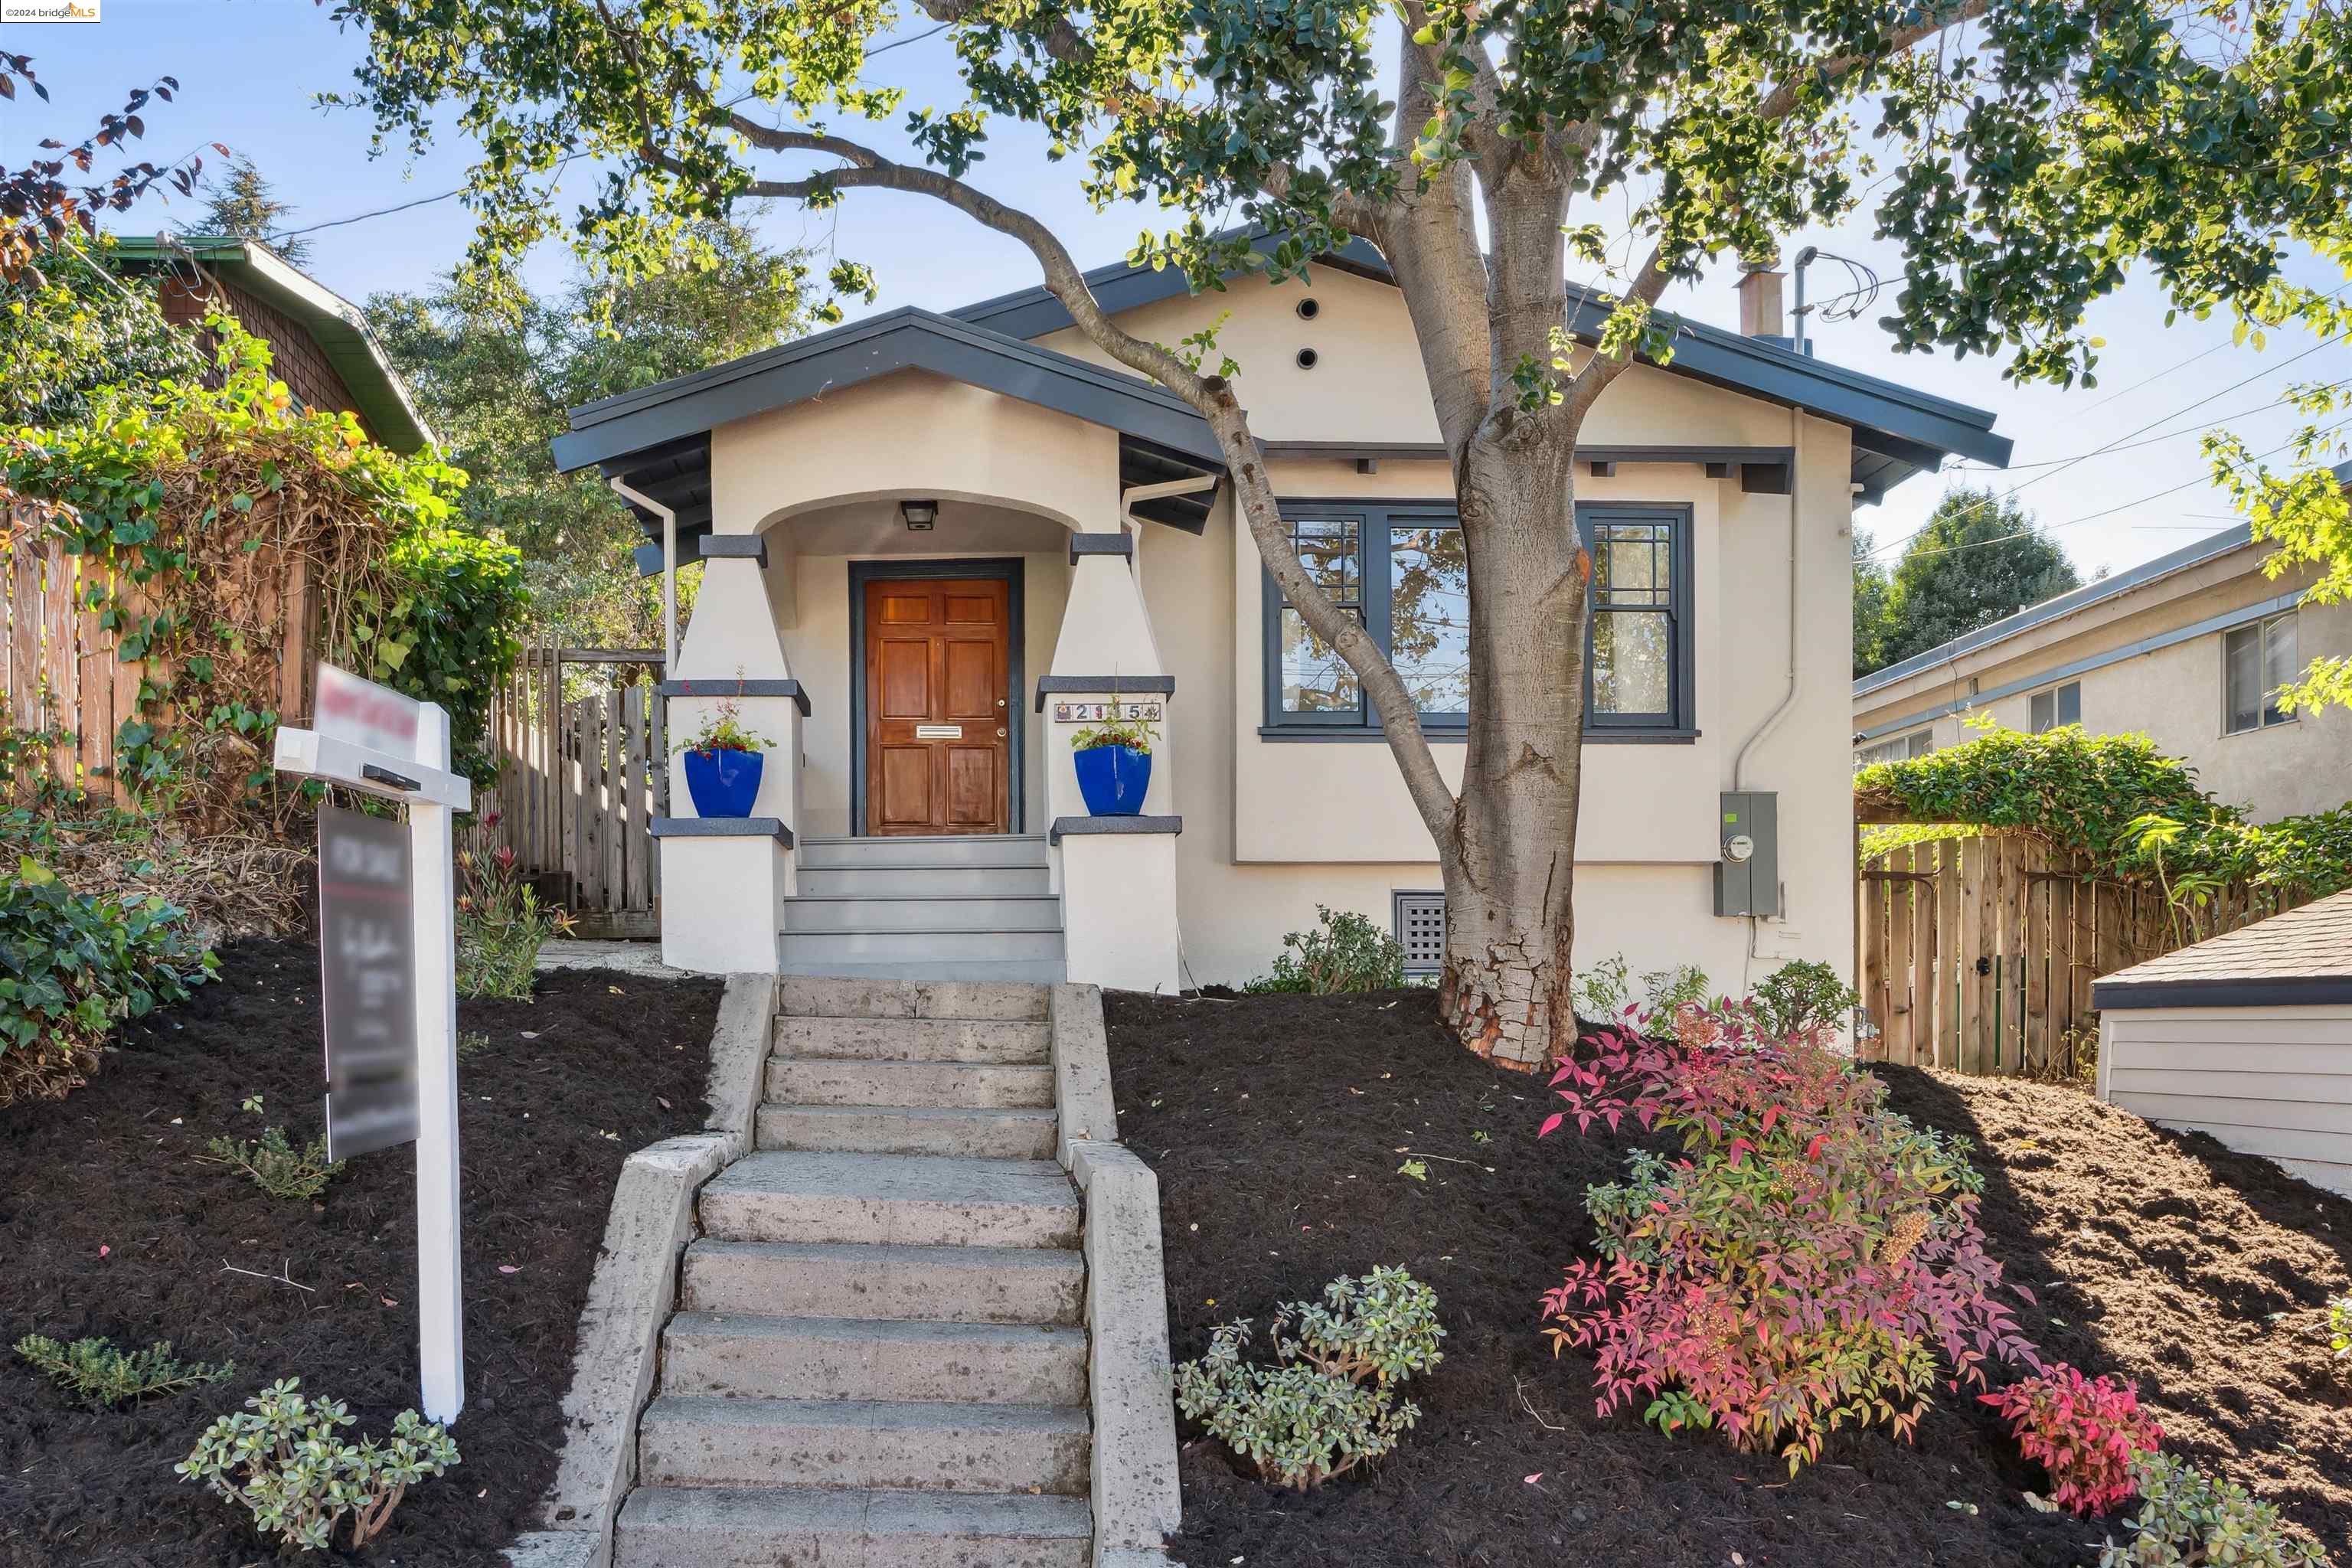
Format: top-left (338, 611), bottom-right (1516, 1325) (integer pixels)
top-left (1390, 524), bottom-right (1468, 714)
top-left (2030, 691), bottom-right (2054, 733)
top-left (1592, 609), bottom-right (1672, 716)
top-left (2224, 624), bottom-right (2261, 733)
top-left (2056, 681), bottom-right (2080, 727)
top-left (1278, 517), bottom-right (1363, 717)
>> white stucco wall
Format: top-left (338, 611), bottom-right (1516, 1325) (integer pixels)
top-left (1854, 550), bottom-right (2350, 824)
top-left (680, 270), bottom-right (1865, 996)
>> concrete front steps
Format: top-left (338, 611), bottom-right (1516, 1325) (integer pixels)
top-left (613, 975), bottom-right (1094, 1568)
top-left (779, 835), bottom-right (1065, 983)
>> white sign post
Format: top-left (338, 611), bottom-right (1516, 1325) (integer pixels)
top-left (275, 665), bottom-right (471, 1425)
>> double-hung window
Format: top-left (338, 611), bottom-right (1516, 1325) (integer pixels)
top-left (2028, 681), bottom-right (2081, 733)
top-left (1263, 500), bottom-right (1692, 737)
top-left (2223, 609), bottom-right (2298, 734)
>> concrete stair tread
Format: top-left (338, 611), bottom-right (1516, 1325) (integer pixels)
top-left (778, 974), bottom-right (1050, 1020)
top-left (756, 1103), bottom-right (1057, 1159)
top-left (683, 1238), bottom-right (1084, 1324)
top-left (777, 957), bottom-right (1067, 983)
top-left (666, 1310), bottom-right (1083, 1351)
top-left (762, 1057), bottom-right (1055, 1112)
top-left (760, 1103), bottom-right (1056, 1125)
top-left (637, 1395), bottom-right (1090, 1496)
top-left (644, 1392), bottom-right (1089, 1436)
top-left (616, 1485), bottom-right (1091, 1566)
top-left (660, 1311), bottom-right (1089, 1404)
top-left (786, 892), bottom-right (1062, 904)
top-left (776, 1014), bottom-right (1050, 1064)
top-left (707, 1149), bottom-right (1076, 1208)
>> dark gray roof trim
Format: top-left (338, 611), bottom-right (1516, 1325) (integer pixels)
top-left (1036, 674), bottom-right (1175, 711)
top-left (698, 535), bottom-right (769, 566)
top-left (649, 815), bottom-right (793, 844)
top-left (1068, 533), bottom-right (1133, 564)
top-left (1049, 813), bottom-right (1184, 844)
top-left (949, 239), bottom-right (2011, 486)
top-left (555, 307), bottom-right (1223, 476)
top-left (2093, 976), bottom-right (2352, 1010)
top-left (658, 678), bottom-right (811, 717)
top-left (1856, 522), bottom-right (2258, 699)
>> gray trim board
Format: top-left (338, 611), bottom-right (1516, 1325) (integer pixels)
top-left (2093, 976), bottom-right (2352, 1011)
top-left (555, 308), bottom-right (1225, 474)
top-left (1036, 675), bottom-right (1176, 712)
top-left (1253, 727), bottom-right (1698, 744)
top-left (848, 557), bottom-right (1027, 838)
top-left (1857, 522), bottom-right (2259, 700)
top-left (658, 678), bottom-right (811, 717)
top-left (1855, 588), bottom-right (2302, 743)
top-left (649, 816), bottom-right (793, 845)
top-left (697, 535), bottom-right (769, 567)
top-left (1049, 814), bottom-right (1183, 845)
top-left (1069, 533), bottom-right (1134, 565)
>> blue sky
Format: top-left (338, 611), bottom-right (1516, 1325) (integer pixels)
top-left (11, 0), bottom-right (2346, 580)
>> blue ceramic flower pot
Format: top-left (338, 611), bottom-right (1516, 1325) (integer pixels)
top-left (684, 746), bottom-right (763, 818)
top-left (1073, 743), bottom-right (1150, 815)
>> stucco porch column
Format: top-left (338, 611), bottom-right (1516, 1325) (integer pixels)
top-left (1042, 527), bottom-right (1183, 994)
top-left (654, 534), bottom-right (806, 973)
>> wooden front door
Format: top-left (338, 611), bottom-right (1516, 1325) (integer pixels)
top-left (863, 577), bottom-right (1012, 835)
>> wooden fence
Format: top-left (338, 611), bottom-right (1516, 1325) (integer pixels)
top-left (3, 518), bottom-right (312, 802)
top-left (1856, 834), bottom-right (2301, 1076)
top-left (472, 642), bottom-right (666, 939)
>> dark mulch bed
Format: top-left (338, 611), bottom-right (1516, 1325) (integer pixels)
top-left (0, 939), bottom-right (721, 1568)
top-left (1105, 988), bottom-right (2352, 1568)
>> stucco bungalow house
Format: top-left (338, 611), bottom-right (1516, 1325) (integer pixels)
top-left (550, 236), bottom-right (2010, 993)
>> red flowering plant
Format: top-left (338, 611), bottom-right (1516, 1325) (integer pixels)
top-left (455, 809), bottom-right (570, 1001)
top-left (1539, 1001), bottom-right (2042, 1474)
top-left (1979, 1364), bottom-right (2160, 1516)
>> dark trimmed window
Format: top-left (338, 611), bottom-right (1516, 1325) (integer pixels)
top-left (1261, 500), bottom-right (1693, 738)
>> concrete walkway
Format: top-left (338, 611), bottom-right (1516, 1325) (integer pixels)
top-left (611, 974), bottom-right (1094, 1567)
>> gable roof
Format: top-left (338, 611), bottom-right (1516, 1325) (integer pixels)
top-left (110, 234), bottom-right (435, 453)
top-left (2092, 888), bottom-right (2352, 1009)
top-left (950, 230), bottom-right (2013, 498)
top-left (1853, 520), bottom-right (2262, 701)
top-left (554, 231), bottom-right (2012, 548)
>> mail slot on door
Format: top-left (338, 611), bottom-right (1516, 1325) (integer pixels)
top-left (914, 724), bottom-right (963, 739)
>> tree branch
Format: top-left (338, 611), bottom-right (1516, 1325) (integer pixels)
top-left (1756, 0), bottom-right (1994, 121)
top-left (1564, 236), bottom-right (1671, 426)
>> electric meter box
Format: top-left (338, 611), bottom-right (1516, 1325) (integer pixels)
top-left (1713, 791), bottom-right (1780, 918)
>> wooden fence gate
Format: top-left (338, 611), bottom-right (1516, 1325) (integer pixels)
top-left (1855, 835), bottom-right (2301, 1076)
top-left (472, 642), bottom-right (667, 939)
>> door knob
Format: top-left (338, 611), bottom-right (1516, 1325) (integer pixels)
top-left (996, 697), bottom-right (1006, 707)
top-left (996, 727), bottom-right (1007, 738)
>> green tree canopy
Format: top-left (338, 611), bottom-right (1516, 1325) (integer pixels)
top-left (1866, 488), bottom-right (2082, 671)
top-left (197, 157), bottom-right (310, 265)
top-left (366, 216), bottom-right (816, 645)
top-left (0, 238), bottom-right (206, 428)
top-left (1852, 527), bottom-right (1893, 678)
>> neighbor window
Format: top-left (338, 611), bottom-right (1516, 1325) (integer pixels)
top-left (1854, 729), bottom-right (1935, 769)
top-left (2223, 609), bottom-right (2298, 733)
top-left (1264, 501), bottom-right (1690, 736)
top-left (2028, 681), bottom-right (2081, 733)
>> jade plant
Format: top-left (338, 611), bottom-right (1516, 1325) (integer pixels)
top-left (1174, 1266), bottom-right (1444, 1490)
top-left (177, 1378), bottom-right (459, 1554)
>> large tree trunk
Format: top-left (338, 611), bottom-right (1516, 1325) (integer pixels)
top-left (1439, 422), bottom-right (1587, 1069)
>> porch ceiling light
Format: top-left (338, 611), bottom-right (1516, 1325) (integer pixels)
top-left (900, 498), bottom-right (939, 531)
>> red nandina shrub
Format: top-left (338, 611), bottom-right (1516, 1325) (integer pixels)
top-left (1979, 1364), bottom-right (2161, 1516)
top-left (1538, 1007), bottom-right (2040, 1474)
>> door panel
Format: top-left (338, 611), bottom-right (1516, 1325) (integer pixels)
top-left (863, 576), bottom-right (1012, 835)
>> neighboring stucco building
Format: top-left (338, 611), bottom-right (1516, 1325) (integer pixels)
top-left (551, 235), bottom-right (2010, 992)
top-left (1853, 472), bottom-right (2352, 825)
top-left (112, 234), bottom-right (433, 453)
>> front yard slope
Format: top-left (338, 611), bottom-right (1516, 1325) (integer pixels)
top-left (0, 939), bottom-right (722, 1568)
top-left (1103, 988), bottom-right (2352, 1568)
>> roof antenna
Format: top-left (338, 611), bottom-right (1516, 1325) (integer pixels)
top-left (1790, 247), bottom-right (1881, 357)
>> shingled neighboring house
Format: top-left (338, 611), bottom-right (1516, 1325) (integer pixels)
top-left (111, 234), bottom-right (432, 454)
top-left (2095, 888), bottom-right (2352, 1195)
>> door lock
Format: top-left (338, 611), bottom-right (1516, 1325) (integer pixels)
top-left (996, 697), bottom-right (1007, 707)
top-left (995, 727), bottom-right (1007, 738)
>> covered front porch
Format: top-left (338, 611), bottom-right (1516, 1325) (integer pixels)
top-left (551, 309), bottom-right (1223, 991)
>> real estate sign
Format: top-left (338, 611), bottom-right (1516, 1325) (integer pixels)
top-left (275, 665), bottom-right (472, 1424)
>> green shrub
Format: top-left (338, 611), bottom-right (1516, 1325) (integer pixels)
top-left (456, 819), bottom-right (568, 1000)
top-left (15, 1334), bottom-right (233, 1408)
top-left (1243, 905), bottom-right (1406, 994)
top-left (2330, 1293), bottom-right (2352, 1358)
top-left (2099, 1451), bottom-right (2326, 1566)
top-left (1748, 959), bottom-right (1862, 1037)
top-left (0, 854), bottom-right (214, 1104)
top-left (203, 1124), bottom-right (344, 1202)
top-left (1570, 951), bottom-right (1711, 1027)
top-left (176, 1378), bottom-right (459, 1554)
top-left (1174, 1266), bottom-right (1444, 1490)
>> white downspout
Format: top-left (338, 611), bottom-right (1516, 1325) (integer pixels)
top-left (1116, 474), bottom-right (1217, 662)
top-left (610, 477), bottom-right (679, 673)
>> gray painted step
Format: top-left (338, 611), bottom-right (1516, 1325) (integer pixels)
top-left (778, 973), bottom-right (1049, 1021)
top-left (637, 1394), bottom-right (1090, 1494)
top-left (778, 956), bottom-right (1068, 985)
top-left (661, 1312), bottom-right (1088, 1403)
top-left (615, 1485), bottom-right (1090, 1568)
top-left (763, 1057), bottom-right (1054, 1112)
top-left (757, 1103), bottom-right (1058, 1160)
top-left (782, 893), bottom-right (1065, 933)
top-left (682, 1238), bottom-right (1085, 1325)
top-left (700, 1151), bottom-right (1080, 1249)
top-left (795, 861), bottom-right (1053, 896)
top-left (795, 834), bottom-right (1050, 870)
top-left (780, 927), bottom-right (1065, 963)
top-left (779, 1014), bottom-right (1050, 1063)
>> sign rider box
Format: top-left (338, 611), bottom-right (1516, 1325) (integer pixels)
top-left (318, 807), bottom-right (420, 1161)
